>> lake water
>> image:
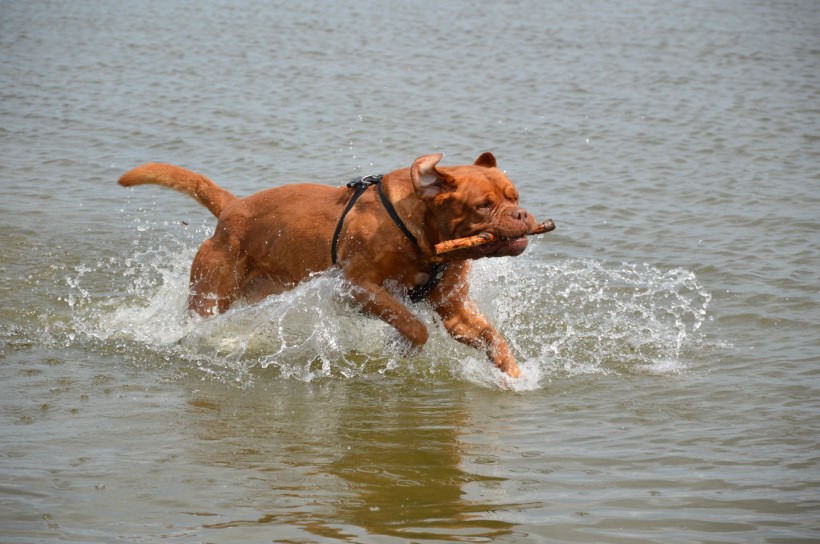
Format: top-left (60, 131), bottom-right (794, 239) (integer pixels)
top-left (1, 0), bottom-right (818, 542)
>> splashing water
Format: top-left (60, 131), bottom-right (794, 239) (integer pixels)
top-left (470, 258), bottom-right (712, 379)
top-left (59, 218), bottom-right (711, 389)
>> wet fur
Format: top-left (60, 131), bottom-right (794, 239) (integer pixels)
top-left (118, 153), bottom-right (541, 377)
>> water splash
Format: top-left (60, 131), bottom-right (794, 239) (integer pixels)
top-left (469, 258), bottom-right (712, 381)
top-left (59, 219), bottom-right (711, 389)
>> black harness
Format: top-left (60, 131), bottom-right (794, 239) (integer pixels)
top-left (331, 175), bottom-right (448, 303)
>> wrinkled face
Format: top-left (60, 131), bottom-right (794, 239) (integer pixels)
top-left (411, 152), bottom-right (539, 259)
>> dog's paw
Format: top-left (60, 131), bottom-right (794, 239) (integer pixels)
top-left (385, 330), bottom-right (423, 358)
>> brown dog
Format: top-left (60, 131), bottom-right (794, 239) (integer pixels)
top-left (118, 153), bottom-right (545, 378)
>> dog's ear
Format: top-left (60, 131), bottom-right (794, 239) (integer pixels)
top-left (411, 153), bottom-right (451, 200)
top-left (474, 152), bottom-right (497, 168)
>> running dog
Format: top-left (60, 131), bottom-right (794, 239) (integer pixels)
top-left (118, 153), bottom-right (548, 377)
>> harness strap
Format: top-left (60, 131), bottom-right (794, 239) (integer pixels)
top-left (331, 174), bottom-right (449, 302)
top-left (407, 262), bottom-right (449, 303)
top-left (376, 181), bottom-right (418, 248)
top-left (331, 175), bottom-right (380, 265)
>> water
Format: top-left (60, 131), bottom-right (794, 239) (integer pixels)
top-left (1, 0), bottom-right (818, 541)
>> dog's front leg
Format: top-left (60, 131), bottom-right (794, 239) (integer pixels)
top-left (351, 283), bottom-right (430, 349)
top-left (434, 298), bottom-right (521, 378)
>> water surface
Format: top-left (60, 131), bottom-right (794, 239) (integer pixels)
top-left (1, 0), bottom-right (818, 542)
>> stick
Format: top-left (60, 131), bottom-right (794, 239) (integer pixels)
top-left (434, 219), bottom-right (555, 254)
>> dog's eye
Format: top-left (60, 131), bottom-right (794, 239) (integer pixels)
top-left (477, 200), bottom-right (494, 210)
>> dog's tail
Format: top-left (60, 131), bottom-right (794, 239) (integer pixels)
top-left (118, 163), bottom-right (236, 218)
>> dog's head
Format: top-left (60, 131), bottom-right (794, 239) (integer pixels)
top-left (411, 152), bottom-right (540, 258)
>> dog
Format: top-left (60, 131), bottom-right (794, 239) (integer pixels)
top-left (118, 152), bottom-right (546, 378)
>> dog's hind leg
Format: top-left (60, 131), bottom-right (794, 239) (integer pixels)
top-left (187, 238), bottom-right (245, 316)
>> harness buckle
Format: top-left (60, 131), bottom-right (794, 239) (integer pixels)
top-left (346, 174), bottom-right (383, 189)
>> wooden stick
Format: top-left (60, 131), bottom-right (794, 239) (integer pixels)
top-left (434, 219), bottom-right (555, 254)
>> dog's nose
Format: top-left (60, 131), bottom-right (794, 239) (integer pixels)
top-left (514, 208), bottom-right (529, 222)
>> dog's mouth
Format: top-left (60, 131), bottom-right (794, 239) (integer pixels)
top-left (474, 235), bottom-right (529, 257)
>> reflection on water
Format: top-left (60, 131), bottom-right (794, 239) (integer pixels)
top-left (179, 380), bottom-right (515, 541)
top-left (323, 385), bottom-right (513, 541)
